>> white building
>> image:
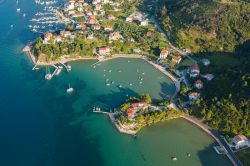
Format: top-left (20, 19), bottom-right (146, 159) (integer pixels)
top-left (233, 135), bottom-right (250, 149)
top-left (159, 49), bottom-right (169, 59)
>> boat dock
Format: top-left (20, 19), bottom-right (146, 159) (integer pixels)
top-left (60, 62), bottom-right (71, 72)
top-left (92, 107), bottom-right (110, 115)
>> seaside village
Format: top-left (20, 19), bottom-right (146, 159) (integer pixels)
top-left (34, 0), bottom-right (182, 64)
top-left (28, 0), bottom-right (250, 153)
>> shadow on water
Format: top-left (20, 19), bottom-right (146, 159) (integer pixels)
top-left (197, 143), bottom-right (231, 166)
top-left (159, 81), bottom-right (176, 101)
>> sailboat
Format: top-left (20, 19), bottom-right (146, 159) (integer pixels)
top-left (45, 66), bottom-right (52, 80)
top-left (66, 84), bottom-right (74, 93)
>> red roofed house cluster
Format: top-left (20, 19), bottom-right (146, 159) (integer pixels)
top-left (126, 102), bottom-right (149, 119)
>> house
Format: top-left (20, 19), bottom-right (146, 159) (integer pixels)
top-left (160, 49), bottom-right (169, 59)
top-left (132, 48), bottom-right (141, 54)
top-left (76, 23), bottom-right (87, 30)
top-left (126, 16), bottom-right (133, 22)
top-left (86, 10), bottom-right (92, 16)
top-left (202, 58), bottom-right (210, 66)
top-left (60, 31), bottom-right (72, 38)
top-left (72, 13), bottom-right (84, 18)
top-left (87, 33), bottom-right (94, 40)
top-left (43, 32), bottom-right (53, 43)
top-left (93, 24), bottom-right (101, 30)
top-left (104, 25), bottom-right (113, 31)
top-left (188, 92), bottom-right (200, 101)
top-left (126, 102), bottom-right (149, 119)
top-left (146, 31), bottom-right (152, 37)
top-left (127, 107), bottom-right (136, 119)
top-left (233, 135), bottom-right (250, 149)
top-left (109, 32), bottom-right (122, 40)
top-left (189, 64), bottom-right (200, 77)
top-left (131, 102), bottom-right (148, 108)
top-left (95, 3), bottom-right (102, 10)
top-left (184, 48), bottom-right (191, 54)
top-left (89, 15), bottom-right (96, 24)
top-left (202, 73), bottom-right (214, 81)
top-left (140, 20), bottom-right (148, 26)
top-left (194, 80), bottom-right (203, 89)
top-left (107, 14), bottom-right (115, 20)
top-left (97, 46), bottom-right (110, 56)
top-left (172, 55), bottom-right (182, 64)
top-left (54, 35), bottom-right (62, 43)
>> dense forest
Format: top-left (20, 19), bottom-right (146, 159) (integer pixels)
top-left (158, 0), bottom-right (250, 52)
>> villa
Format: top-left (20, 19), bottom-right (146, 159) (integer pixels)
top-left (127, 107), bottom-right (136, 119)
top-left (89, 15), bottom-right (96, 24)
top-left (104, 25), bottom-right (113, 31)
top-left (109, 32), bottom-right (122, 41)
top-left (160, 49), bottom-right (169, 59)
top-left (93, 24), bottom-right (101, 30)
top-left (232, 134), bottom-right (250, 149)
top-left (107, 14), bottom-right (115, 20)
top-left (188, 92), bottom-right (200, 101)
top-left (54, 36), bottom-right (62, 43)
top-left (97, 46), bottom-right (110, 56)
top-left (126, 102), bottom-right (149, 120)
top-left (60, 30), bottom-right (72, 38)
top-left (194, 80), bottom-right (203, 89)
top-left (72, 13), bottom-right (84, 18)
top-left (189, 64), bottom-right (200, 77)
top-left (126, 16), bottom-right (133, 22)
top-left (172, 55), bottom-right (182, 64)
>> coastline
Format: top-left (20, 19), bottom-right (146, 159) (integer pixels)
top-left (23, 46), bottom-right (180, 98)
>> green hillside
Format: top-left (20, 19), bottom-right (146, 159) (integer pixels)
top-left (158, 0), bottom-right (250, 52)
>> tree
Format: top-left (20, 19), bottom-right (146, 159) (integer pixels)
top-left (139, 94), bottom-right (152, 104)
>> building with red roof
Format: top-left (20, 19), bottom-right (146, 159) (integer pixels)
top-left (172, 55), bottom-right (182, 64)
top-left (233, 135), bottom-right (250, 149)
top-left (160, 49), bottom-right (169, 59)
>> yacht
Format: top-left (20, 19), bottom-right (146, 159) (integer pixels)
top-left (66, 84), bottom-right (74, 93)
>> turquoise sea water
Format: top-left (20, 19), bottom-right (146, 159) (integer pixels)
top-left (0, 0), bottom-right (231, 166)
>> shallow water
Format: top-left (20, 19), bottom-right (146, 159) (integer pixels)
top-left (0, 0), bottom-right (231, 166)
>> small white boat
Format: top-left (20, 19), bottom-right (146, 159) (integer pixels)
top-left (45, 74), bottom-right (52, 80)
top-left (23, 13), bottom-right (26, 17)
top-left (129, 83), bottom-right (133, 86)
top-left (17, 8), bottom-right (21, 12)
top-left (66, 64), bottom-right (71, 71)
top-left (171, 157), bottom-right (177, 161)
top-left (106, 83), bottom-right (111, 86)
top-left (66, 84), bottom-right (74, 93)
